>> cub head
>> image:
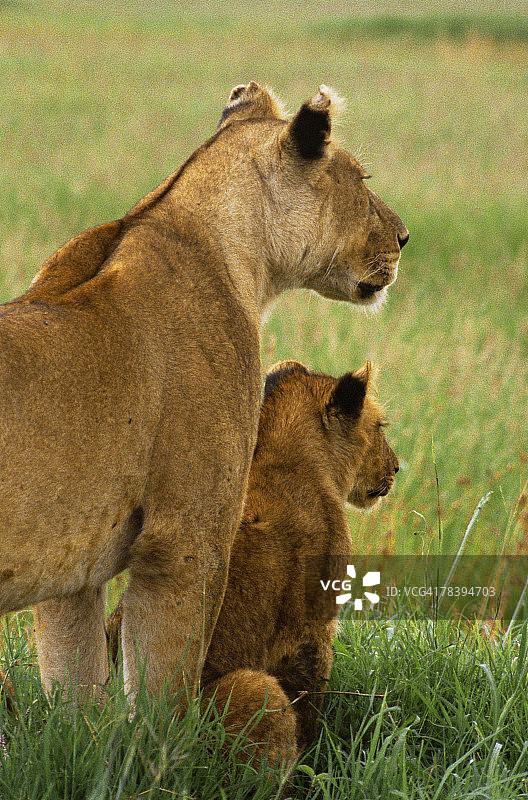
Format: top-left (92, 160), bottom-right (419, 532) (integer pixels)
top-left (263, 360), bottom-right (398, 509)
top-left (218, 82), bottom-right (409, 309)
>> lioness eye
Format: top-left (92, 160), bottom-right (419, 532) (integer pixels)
top-left (362, 174), bottom-right (372, 181)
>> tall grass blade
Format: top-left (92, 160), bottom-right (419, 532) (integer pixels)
top-left (438, 492), bottom-right (493, 606)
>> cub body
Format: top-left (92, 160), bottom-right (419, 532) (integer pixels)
top-left (201, 361), bottom-right (398, 763)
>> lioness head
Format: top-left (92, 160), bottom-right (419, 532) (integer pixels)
top-left (217, 82), bottom-right (409, 309)
top-left (263, 360), bottom-right (398, 509)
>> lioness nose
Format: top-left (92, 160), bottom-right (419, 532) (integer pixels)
top-left (397, 229), bottom-right (409, 249)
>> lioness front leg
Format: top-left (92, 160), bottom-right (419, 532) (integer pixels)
top-left (33, 585), bottom-right (109, 700)
top-left (121, 513), bottom-right (232, 703)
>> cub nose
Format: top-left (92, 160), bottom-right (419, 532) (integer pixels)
top-left (397, 229), bottom-right (409, 249)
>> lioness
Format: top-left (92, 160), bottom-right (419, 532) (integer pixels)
top-left (108, 360), bottom-right (398, 768)
top-left (0, 82), bottom-right (407, 700)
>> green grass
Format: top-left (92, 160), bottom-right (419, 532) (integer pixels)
top-left (1, 1), bottom-right (528, 797)
top-left (3, 613), bottom-right (528, 798)
top-left (312, 13), bottom-right (528, 44)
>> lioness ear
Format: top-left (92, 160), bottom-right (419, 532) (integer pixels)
top-left (263, 360), bottom-right (310, 400)
top-left (285, 85), bottom-right (345, 160)
top-left (218, 82), bottom-right (286, 129)
top-left (329, 361), bottom-right (371, 418)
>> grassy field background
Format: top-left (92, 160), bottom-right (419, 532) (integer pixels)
top-left (1, 0), bottom-right (527, 558)
top-left (1, 1), bottom-right (528, 797)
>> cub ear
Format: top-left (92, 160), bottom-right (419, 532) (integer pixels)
top-left (263, 360), bottom-right (309, 400)
top-left (328, 361), bottom-right (371, 418)
top-left (218, 82), bottom-right (286, 129)
top-left (285, 84), bottom-right (345, 160)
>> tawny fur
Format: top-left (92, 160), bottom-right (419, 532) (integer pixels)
top-left (203, 669), bottom-right (298, 775)
top-left (0, 82), bottom-right (406, 702)
top-left (108, 361), bottom-right (398, 768)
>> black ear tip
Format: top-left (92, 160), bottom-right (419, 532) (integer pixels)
top-left (330, 372), bottom-right (367, 417)
top-left (290, 103), bottom-right (331, 160)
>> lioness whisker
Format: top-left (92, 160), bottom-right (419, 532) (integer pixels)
top-left (322, 247), bottom-right (340, 284)
top-left (357, 261), bottom-right (383, 283)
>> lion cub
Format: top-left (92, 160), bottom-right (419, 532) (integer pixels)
top-left (202, 360), bottom-right (398, 764)
top-left (108, 360), bottom-right (398, 768)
